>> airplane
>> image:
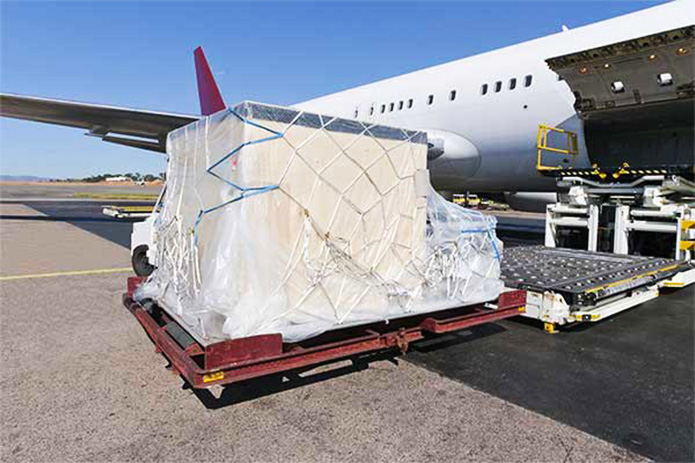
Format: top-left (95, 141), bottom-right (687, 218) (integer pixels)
top-left (1, 1), bottom-right (693, 211)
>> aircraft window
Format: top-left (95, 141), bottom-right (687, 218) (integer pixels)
top-left (427, 94), bottom-right (434, 105)
top-left (389, 102), bottom-right (394, 112)
top-left (380, 104), bottom-right (386, 113)
top-left (407, 99), bottom-right (413, 108)
top-left (524, 75), bottom-right (533, 87)
top-left (494, 81), bottom-right (502, 93)
top-left (398, 101), bottom-right (404, 110)
top-left (354, 108), bottom-right (359, 118)
top-left (481, 84), bottom-right (488, 95)
top-left (369, 106), bottom-right (374, 116)
top-left (449, 90), bottom-right (457, 101)
top-left (509, 78), bottom-right (517, 90)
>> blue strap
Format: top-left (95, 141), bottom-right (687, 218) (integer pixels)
top-left (193, 108), bottom-right (283, 242)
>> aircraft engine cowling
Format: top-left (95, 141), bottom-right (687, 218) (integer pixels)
top-left (426, 130), bottom-right (482, 181)
top-left (504, 192), bottom-right (558, 213)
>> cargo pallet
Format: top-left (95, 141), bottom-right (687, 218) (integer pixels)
top-left (123, 277), bottom-right (526, 389)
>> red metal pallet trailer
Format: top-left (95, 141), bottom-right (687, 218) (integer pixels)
top-left (123, 277), bottom-right (526, 389)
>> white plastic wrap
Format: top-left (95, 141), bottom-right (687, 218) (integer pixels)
top-left (136, 101), bottom-right (503, 343)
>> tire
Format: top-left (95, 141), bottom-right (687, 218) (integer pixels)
top-left (132, 244), bottom-right (155, 277)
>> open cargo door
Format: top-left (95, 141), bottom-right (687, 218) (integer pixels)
top-left (546, 26), bottom-right (694, 178)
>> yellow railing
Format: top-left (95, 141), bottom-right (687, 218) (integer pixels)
top-left (537, 124), bottom-right (579, 171)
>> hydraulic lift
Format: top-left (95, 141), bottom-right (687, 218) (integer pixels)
top-left (537, 25), bottom-right (694, 260)
top-left (506, 26), bottom-right (695, 332)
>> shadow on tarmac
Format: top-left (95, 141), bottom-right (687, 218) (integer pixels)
top-left (188, 351), bottom-right (398, 409)
top-left (0, 214), bottom-right (140, 223)
top-left (186, 323), bottom-right (507, 410)
top-left (407, 286), bottom-right (695, 462)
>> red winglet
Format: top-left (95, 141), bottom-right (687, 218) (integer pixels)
top-left (193, 46), bottom-right (226, 116)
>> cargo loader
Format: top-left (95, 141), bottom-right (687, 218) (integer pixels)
top-left (500, 246), bottom-right (694, 333)
top-left (512, 26), bottom-right (695, 332)
top-left (537, 26), bottom-right (694, 260)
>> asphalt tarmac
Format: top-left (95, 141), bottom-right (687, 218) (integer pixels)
top-left (11, 200), bottom-right (142, 249)
top-left (0, 182), bottom-right (161, 200)
top-left (407, 287), bottom-right (694, 462)
top-left (1, 191), bottom-right (692, 462)
top-left (0, 200), bottom-right (640, 463)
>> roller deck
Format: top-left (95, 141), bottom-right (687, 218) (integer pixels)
top-left (501, 245), bottom-right (694, 330)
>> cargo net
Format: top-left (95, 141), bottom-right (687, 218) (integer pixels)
top-left (137, 102), bottom-right (503, 343)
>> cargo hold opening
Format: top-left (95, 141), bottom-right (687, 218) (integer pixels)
top-left (547, 25), bottom-right (695, 177)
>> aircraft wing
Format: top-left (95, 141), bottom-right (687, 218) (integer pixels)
top-left (0, 93), bottom-right (199, 153)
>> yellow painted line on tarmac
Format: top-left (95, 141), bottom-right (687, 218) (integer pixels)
top-left (0, 267), bottom-right (132, 281)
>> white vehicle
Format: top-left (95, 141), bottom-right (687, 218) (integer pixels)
top-left (128, 186), bottom-right (165, 276)
top-left (130, 214), bottom-right (156, 277)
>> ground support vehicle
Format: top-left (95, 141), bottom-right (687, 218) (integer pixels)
top-left (129, 212), bottom-right (157, 276)
top-left (102, 204), bottom-right (154, 219)
top-left (501, 245), bottom-right (694, 333)
top-left (453, 193), bottom-right (481, 207)
top-left (123, 277), bottom-right (526, 389)
top-left (538, 26), bottom-right (694, 260)
top-left (511, 28), bottom-right (695, 332)
top-left (543, 173), bottom-right (694, 260)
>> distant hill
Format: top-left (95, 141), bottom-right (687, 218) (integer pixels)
top-left (0, 175), bottom-right (55, 182)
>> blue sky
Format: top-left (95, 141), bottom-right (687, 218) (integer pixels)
top-left (0, 1), bottom-right (664, 178)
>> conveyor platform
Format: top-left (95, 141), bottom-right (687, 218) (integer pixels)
top-left (501, 246), bottom-right (695, 331)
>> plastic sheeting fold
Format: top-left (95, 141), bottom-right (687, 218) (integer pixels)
top-left (136, 101), bottom-right (503, 343)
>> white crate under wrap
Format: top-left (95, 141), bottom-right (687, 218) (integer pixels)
top-left (136, 101), bottom-right (503, 343)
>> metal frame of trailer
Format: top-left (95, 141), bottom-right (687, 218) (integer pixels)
top-left (123, 277), bottom-right (527, 389)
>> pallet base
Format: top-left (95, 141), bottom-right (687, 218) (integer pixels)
top-left (124, 277), bottom-right (526, 389)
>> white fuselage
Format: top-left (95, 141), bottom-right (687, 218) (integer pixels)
top-left (295, 1), bottom-right (695, 193)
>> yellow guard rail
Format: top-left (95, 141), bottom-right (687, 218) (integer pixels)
top-left (537, 124), bottom-right (579, 171)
